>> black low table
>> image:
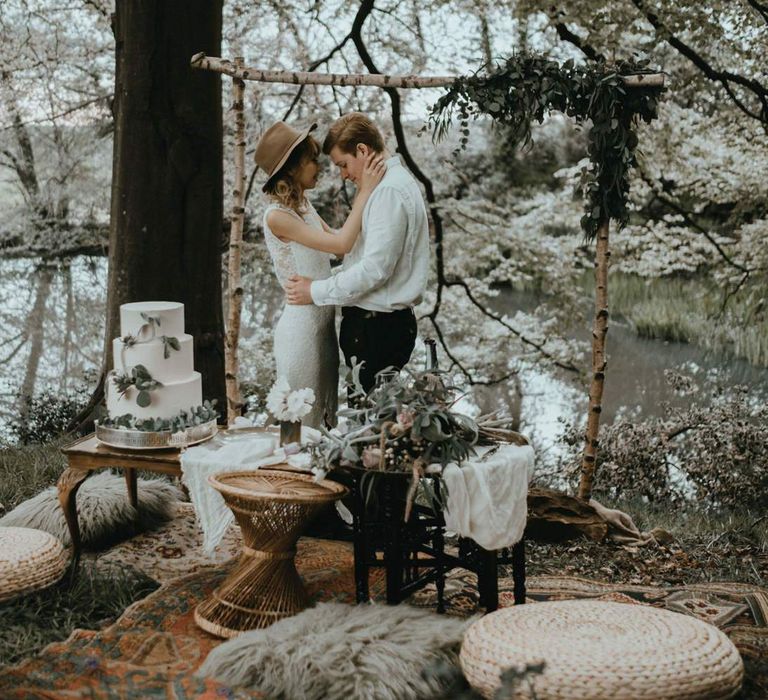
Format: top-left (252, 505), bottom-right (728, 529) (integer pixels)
top-left (347, 469), bottom-right (526, 612)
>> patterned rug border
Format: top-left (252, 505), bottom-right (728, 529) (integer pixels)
top-left (526, 574), bottom-right (768, 595)
top-left (525, 574), bottom-right (768, 597)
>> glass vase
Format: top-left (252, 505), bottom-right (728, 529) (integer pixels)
top-left (279, 420), bottom-right (302, 446)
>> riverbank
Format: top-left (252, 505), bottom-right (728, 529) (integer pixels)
top-left (592, 272), bottom-right (768, 368)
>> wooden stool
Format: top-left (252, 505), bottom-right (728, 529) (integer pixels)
top-left (194, 469), bottom-right (347, 638)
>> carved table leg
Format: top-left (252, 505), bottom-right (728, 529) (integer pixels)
top-left (57, 467), bottom-right (92, 572)
top-left (124, 468), bottom-right (138, 509)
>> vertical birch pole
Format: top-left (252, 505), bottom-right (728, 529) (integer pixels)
top-left (224, 56), bottom-right (246, 424)
top-left (578, 218), bottom-right (610, 501)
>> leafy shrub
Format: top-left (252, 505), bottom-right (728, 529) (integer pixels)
top-left (9, 385), bottom-right (90, 445)
top-left (559, 370), bottom-right (768, 510)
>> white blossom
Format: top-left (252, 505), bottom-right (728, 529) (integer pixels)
top-left (266, 378), bottom-right (315, 422)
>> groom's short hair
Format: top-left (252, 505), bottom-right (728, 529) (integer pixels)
top-left (323, 113), bottom-right (385, 155)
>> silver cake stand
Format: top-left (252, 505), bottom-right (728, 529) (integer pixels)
top-left (95, 419), bottom-right (218, 450)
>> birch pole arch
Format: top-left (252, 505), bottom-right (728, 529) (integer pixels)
top-left (191, 52), bottom-right (665, 504)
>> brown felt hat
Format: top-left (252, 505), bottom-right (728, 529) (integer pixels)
top-left (255, 121), bottom-right (318, 191)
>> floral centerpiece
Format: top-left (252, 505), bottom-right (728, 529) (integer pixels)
top-left (304, 364), bottom-right (517, 518)
top-left (266, 377), bottom-right (315, 445)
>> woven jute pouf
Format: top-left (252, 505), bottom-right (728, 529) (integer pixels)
top-left (0, 526), bottom-right (68, 603)
top-left (460, 599), bottom-right (743, 700)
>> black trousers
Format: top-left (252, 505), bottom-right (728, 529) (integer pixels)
top-left (339, 306), bottom-right (418, 393)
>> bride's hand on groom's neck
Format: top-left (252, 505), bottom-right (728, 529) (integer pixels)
top-left (358, 152), bottom-right (386, 194)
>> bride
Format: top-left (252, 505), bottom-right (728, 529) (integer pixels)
top-left (254, 121), bottom-right (385, 428)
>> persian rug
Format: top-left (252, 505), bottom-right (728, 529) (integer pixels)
top-left (84, 502), bottom-right (244, 583)
top-left (0, 538), bottom-right (385, 699)
top-left (2, 507), bottom-right (766, 698)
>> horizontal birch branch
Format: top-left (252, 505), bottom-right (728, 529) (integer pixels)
top-left (190, 53), bottom-right (666, 89)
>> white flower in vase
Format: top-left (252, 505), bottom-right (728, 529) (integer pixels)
top-left (284, 390), bottom-right (313, 422)
top-left (266, 376), bottom-right (291, 415)
top-left (266, 377), bottom-right (315, 423)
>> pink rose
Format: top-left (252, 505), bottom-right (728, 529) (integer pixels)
top-left (396, 408), bottom-right (416, 431)
top-left (361, 447), bottom-right (383, 469)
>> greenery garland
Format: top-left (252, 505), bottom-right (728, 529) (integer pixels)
top-left (429, 53), bottom-right (665, 239)
top-left (100, 400), bottom-right (218, 433)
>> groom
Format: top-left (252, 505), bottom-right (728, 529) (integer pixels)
top-left (286, 112), bottom-right (429, 392)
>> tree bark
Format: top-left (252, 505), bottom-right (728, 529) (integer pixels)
top-left (0, 71), bottom-right (45, 220)
top-left (224, 57), bottom-right (246, 423)
top-left (190, 55), bottom-right (454, 87)
top-left (106, 0), bottom-right (225, 416)
top-left (190, 54), bottom-right (664, 88)
top-left (62, 261), bottom-right (75, 392)
top-left (578, 219), bottom-right (610, 501)
top-left (527, 487), bottom-right (608, 542)
top-left (18, 264), bottom-right (54, 423)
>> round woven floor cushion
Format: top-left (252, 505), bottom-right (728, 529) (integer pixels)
top-left (461, 599), bottom-right (743, 700)
top-left (0, 526), bottom-right (68, 603)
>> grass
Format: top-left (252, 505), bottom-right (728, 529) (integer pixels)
top-left (0, 440), bottom-right (68, 514)
top-left (0, 561), bottom-right (158, 668)
top-left (0, 438), bottom-right (162, 669)
top-left (525, 497), bottom-right (767, 588)
top-left (585, 273), bottom-right (768, 367)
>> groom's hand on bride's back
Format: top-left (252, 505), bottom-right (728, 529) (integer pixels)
top-left (286, 275), bottom-right (314, 305)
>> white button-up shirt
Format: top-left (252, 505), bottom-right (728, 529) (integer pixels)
top-left (310, 156), bottom-right (429, 311)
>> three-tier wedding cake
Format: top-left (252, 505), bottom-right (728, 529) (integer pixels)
top-left (98, 301), bottom-right (217, 445)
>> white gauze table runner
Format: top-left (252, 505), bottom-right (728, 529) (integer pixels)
top-left (180, 425), bottom-right (319, 558)
top-left (440, 443), bottom-right (535, 550)
top-left (182, 427), bottom-right (533, 557)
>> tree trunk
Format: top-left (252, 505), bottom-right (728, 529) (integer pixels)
top-left (62, 260), bottom-right (74, 392)
top-left (578, 219), bottom-right (610, 501)
top-left (106, 0), bottom-right (225, 416)
top-left (224, 57), bottom-right (246, 423)
top-left (527, 487), bottom-right (608, 542)
top-left (18, 265), bottom-right (54, 423)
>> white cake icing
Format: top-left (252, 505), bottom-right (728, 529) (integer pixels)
top-left (107, 301), bottom-right (203, 422)
top-left (120, 301), bottom-right (185, 339)
top-left (112, 334), bottom-right (194, 383)
top-left (106, 373), bottom-right (203, 420)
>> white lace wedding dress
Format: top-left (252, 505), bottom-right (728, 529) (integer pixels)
top-left (263, 201), bottom-right (339, 428)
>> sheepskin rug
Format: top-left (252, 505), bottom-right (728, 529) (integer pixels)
top-left (197, 601), bottom-right (472, 700)
top-left (0, 470), bottom-right (182, 549)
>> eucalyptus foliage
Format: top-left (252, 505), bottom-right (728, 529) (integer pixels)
top-left (160, 335), bottom-right (181, 359)
top-left (99, 400), bottom-right (218, 433)
top-left (430, 53), bottom-right (665, 239)
top-left (112, 364), bottom-right (163, 408)
top-left (305, 363), bottom-right (480, 480)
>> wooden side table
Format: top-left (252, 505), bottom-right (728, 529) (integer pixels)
top-left (59, 434), bottom-right (183, 567)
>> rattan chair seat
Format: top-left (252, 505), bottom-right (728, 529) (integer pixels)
top-left (460, 599), bottom-right (743, 699)
top-left (0, 526), bottom-right (68, 603)
top-left (209, 470), bottom-right (347, 502)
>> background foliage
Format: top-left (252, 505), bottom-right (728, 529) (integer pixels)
top-left (0, 0), bottom-right (766, 511)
